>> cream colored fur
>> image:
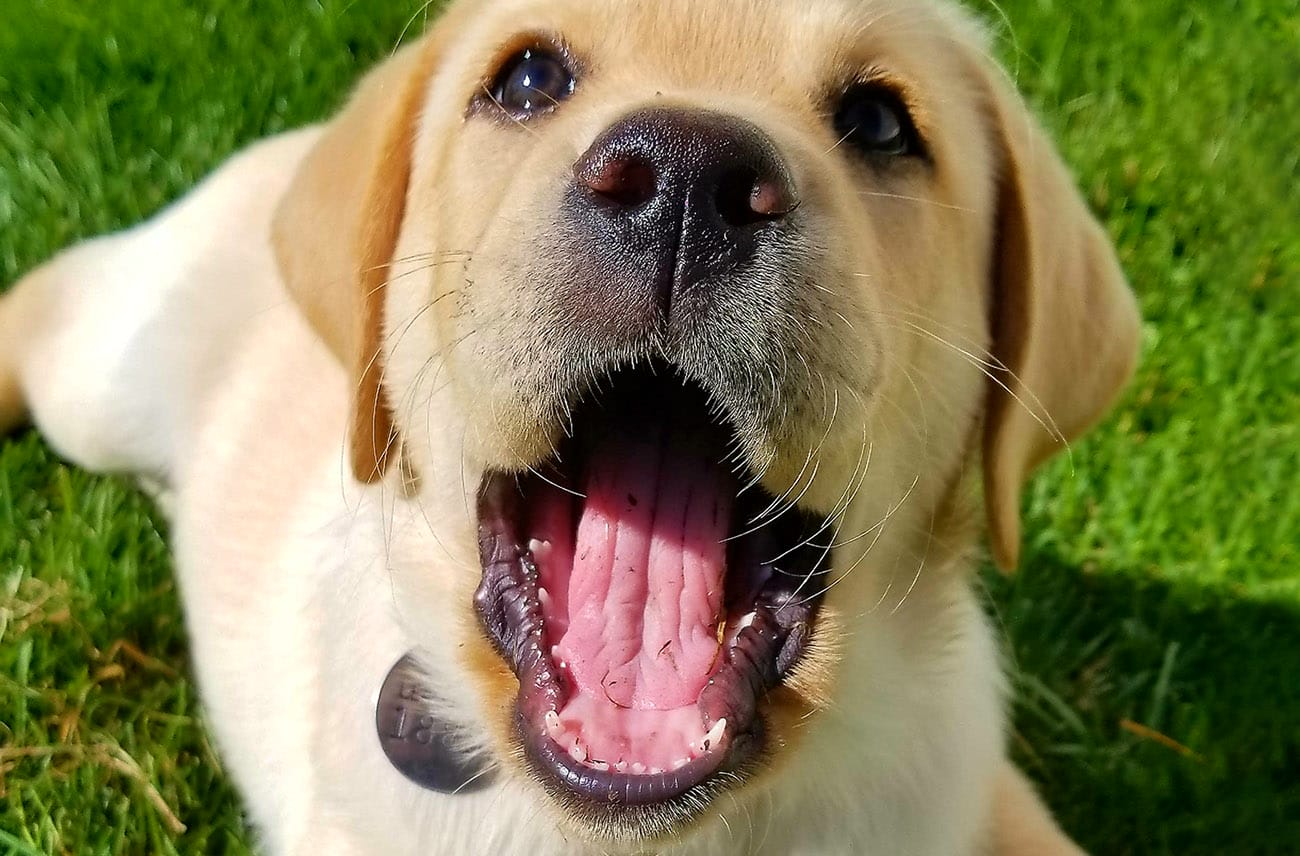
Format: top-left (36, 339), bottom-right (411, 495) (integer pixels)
top-left (0, 0), bottom-right (1139, 852)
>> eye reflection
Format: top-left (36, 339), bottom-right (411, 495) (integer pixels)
top-left (491, 48), bottom-right (575, 116)
top-left (833, 84), bottom-right (922, 158)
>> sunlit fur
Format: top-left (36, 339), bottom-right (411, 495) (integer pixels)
top-left (0, 0), bottom-right (1138, 852)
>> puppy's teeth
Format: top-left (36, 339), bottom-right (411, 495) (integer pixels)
top-left (614, 760), bottom-right (628, 773)
top-left (544, 711), bottom-right (561, 736)
top-left (590, 760), bottom-right (609, 772)
top-left (631, 762), bottom-right (646, 775)
top-left (672, 756), bottom-right (692, 771)
top-left (738, 612), bottom-right (758, 630)
top-left (528, 538), bottom-right (551, 560)
top-left (538, 587), bottom-right (551, 609)
top-left (701, 718), bottom-right (727, 751)
top-left (569, 740), bottom-right (586, 764)
top-left (648, 766), bottom-right (665, 775)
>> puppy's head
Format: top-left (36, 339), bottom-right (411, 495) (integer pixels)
top-left (275, 0), bottom-right (1139, 844)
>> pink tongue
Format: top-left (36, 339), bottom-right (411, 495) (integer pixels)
top-left (554, 414), bottom-right (730, 711)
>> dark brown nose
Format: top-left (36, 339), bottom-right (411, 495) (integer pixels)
top-left (566, 107), bottom-right (799, 323)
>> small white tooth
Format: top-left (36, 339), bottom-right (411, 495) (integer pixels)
top-left (631, 762), bottom-right (646, 775)
top-left (738, 611), bottom-right (758, 630)
top-left (615, 760), bottom-right (628, 773)
top-left (672, 756), bottom-right (692, 771)
top-left (528, 538), bottom-right (551, 559)
top-left (701, 718), bottom-right (727, 751)
top-left (648, 766), bottom-right (665, 775)
top-left (590, 760), bottom-right (610, 772)
top-left (544, 710), bottom-right (561, 736)
top-left (550, 645), bottom-right (560, 659)
top-left (569, 739), bottom-right (586, 763)
top-left (538, 587), bottom-right (551, 609)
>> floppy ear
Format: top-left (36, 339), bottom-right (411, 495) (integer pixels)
top-left (979, 69), bottom-right (1142, 571)
top-left (272, 39), bottom-right (443, 483)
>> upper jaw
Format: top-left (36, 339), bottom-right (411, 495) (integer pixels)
top-left (471, 364), bottom-right (833, 835)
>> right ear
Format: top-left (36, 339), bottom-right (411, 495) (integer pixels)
top-left (272, 37), bottom-right (443, 483)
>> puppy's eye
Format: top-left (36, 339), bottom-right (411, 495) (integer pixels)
top-left (489, 48), bottom-right (575, 116)
top-left (833, 85), bottom-right (922, 158)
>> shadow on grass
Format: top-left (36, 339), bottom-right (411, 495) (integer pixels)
top-left (986, 552), bottom-right (1300, 855)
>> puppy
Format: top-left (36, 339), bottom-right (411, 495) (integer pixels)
top-left (0, 0), bottom-right (1139, 852)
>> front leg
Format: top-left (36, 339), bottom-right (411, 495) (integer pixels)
top-left (0, 129), bottom-right (319, 484)
top-left (989, 762), bottom-right (1086, 856)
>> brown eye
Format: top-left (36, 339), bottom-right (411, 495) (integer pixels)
top-left (833, 84), bottom-right (922, 158)
top-left (489, 48), bottom-right (575, 116)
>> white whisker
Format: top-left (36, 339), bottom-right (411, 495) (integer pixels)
top-left (858, 190), bottom-right (976, 213)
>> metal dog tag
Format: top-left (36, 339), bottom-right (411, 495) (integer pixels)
top-left (375, 654), bottom-right (495, 794)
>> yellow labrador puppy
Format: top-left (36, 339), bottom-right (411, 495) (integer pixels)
top-left (0, 0), bottom-right (1139, 852)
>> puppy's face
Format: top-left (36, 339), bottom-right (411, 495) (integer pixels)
top-left (415, 0), bottom-right (990, 499)
top-left (277, 0), bottom-right (1138, 845)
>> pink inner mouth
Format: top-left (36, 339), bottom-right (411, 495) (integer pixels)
top-left (528, 409), bottom-right (733, 772)
top-left (474, 367), bottom-right (832, 805)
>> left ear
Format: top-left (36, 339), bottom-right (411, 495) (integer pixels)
top-left (272, 36), bottom-right (445, 483)
top-left (978, 63), bottom-right (1142, 571)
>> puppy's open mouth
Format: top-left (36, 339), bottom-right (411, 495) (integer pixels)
top-left (475, 367), bottom-right (829, 812)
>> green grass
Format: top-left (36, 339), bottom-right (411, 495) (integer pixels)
top-left (0, 0), bottom-right (1296, 853)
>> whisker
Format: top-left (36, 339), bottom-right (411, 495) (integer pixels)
top-left (889, 513), bottom-right (934, 616)
top-left (857, 190), bottom-right (976, 213)
top-left (895, 318), bottom-right (1066, 447)
top-left (362, 256), bottom-right (472, 301)
top-left (823, 126), bottom-right (856, 155)
top-left (480, 84), bottom-right (539, 137)
top-left (788, 472), bottom-right (920, 605)
top-left (745, 444), bottom-right (816, 527)
top-left (817, 472), bottom-right (919, 551)
top-left (380, 287), bottom-right (464, 350)
top-left (747, 383), bottom-right (842, 527)
top-left (767, 406), bottom-right (874, 583)
top-left (718, 810), bottom-right (735, 842)
top-left (364, 249), bottom-right (473, 275)
top-left (762, 434), bottom-right (872, 568)
top-left (451, 762), bottom-right (500, 795)
top-left (485, 396), bottom-right (587, 500)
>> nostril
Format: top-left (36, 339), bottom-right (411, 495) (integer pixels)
top-left (575, 156), bottom-right (657, 209)
top-left (750, 176), bottom-right (798, 219)
top-left (714, 167), bottom-right (798, 228)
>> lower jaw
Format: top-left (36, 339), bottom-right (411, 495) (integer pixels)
top-left (478, 472), bottom-right (827, 815)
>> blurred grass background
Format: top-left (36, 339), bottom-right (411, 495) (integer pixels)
top-left (1, 0), bottom-right (1297, 853)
